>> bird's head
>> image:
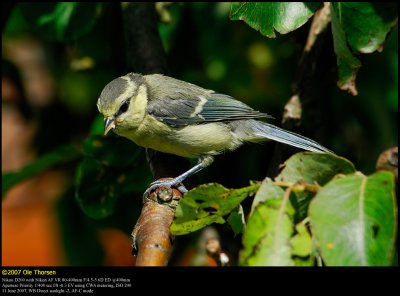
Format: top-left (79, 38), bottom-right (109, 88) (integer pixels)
top-left (96, 73), bottom-right (147, 135)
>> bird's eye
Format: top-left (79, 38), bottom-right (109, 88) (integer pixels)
top-left (118, 100), bottom-right (129, 115)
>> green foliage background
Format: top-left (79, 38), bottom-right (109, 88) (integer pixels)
top-left (2, 2), bottom-right (397, 266)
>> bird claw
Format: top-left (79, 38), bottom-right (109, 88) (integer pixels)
top-left (143, 179), bottom-right (188, 198)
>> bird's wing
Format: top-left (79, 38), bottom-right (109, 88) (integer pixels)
top-left (145, 75), bottom-right (271, 127)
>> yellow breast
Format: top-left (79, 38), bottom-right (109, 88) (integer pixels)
top-left (118, 115), bottom-right (240, 158)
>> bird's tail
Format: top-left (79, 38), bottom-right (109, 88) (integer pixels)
top-left (244, 120), bottom-right (333, 154)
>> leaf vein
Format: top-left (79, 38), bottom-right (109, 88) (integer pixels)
top-left (358, 175), bottom-right (367, 265)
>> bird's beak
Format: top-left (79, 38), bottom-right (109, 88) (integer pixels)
top-left (104, 117), bottom-right (116, 136)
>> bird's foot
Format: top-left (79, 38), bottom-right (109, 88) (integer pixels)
top-left (143, 178), bottom-right (188, 198)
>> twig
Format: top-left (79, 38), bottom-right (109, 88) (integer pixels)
top-left (273, 181), bottom-right (320, 193)
top-left (303, 2), bottom-right (332, 53)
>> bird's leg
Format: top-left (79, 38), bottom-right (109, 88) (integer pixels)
top-left (143, 155), bottom-right (214, 197)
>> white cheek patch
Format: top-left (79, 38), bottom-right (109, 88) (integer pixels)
top-left (114, 77), bottom-right (148, 129)
top-left (129, 84), bottom-right (148, 122)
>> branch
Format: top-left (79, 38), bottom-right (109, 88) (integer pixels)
top-left (132, 186), bottom-right (182, 265)
top-left (121, 2), bottom-right (191, 266)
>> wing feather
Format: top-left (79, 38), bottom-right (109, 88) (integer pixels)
top-left (145, 74), bottom-right (271, 127)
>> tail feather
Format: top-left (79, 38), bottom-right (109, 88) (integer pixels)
top-left (251, 121), bottom-right (333, 154)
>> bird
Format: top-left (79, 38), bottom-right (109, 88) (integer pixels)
top-left (96, 72), bottom-right (333, 196)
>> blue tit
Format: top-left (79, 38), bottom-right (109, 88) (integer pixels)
top-left (97, 73), bottom-right (333, 195)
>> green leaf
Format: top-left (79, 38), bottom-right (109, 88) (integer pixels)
top-left (75, 135), bottom-right (149, 219)
top-left (171, 183), bottom-right (258, 235)
top-left (230, 2), bottom-right (322, 38)
top-left (240, 196), bottom-right (295, 266)
top-left (170, 215), bottom-right (226, 236)
top-left (293, 257), bottom-right (314, 266)
top-left (292, 221), bottom-right (314, 266)
top-left (2, 144), bottom-right (81, 198)
top-left (290, 222), bottom-right (312, 257)
top-left (276, 152), bottom-right (356, 184)
top-left (275, 152), bottom-right (356, 220)
top-left (245, 172), bottom-right (314, 266)
top-left (227, 205), bottom-right (245, 236)
top-left (330, 3), bottom-right (397, 95)
top-left (330, 3), bottom-right (362, 96)
top-left (334, 3), bottom-right (398, 54)
top-left (309, 171), bottom-right (397, 266)
top-left (19, 3), bottom-right (101, 42)
top-left (250, 177), bottom-right (285, 213)
top-left (333, 4), bottom-right (385, 96)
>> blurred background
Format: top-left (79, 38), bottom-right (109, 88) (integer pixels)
top-left (2, 3), bottom-right (397, 266)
